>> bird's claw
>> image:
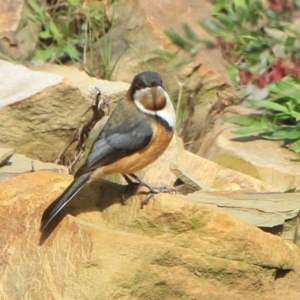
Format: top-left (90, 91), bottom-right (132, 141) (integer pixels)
top-left (140, 193), bottom-right (153, 208)
top-left (149, 186), bottom-right (176, 194)
top-left (122, 174), bottom-right (176, 208)
top-left (140, 187), bottom-right (176, 208)
top-left (121, 193), bottom-right (127, 205)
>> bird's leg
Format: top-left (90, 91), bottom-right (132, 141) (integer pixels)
top-left (121, 174), bottom-right (141, 205)
top-left (125, 173), bottom-right (176, 208)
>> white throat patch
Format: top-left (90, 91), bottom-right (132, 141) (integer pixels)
top-left (133, 86), bottom-right (176, 129)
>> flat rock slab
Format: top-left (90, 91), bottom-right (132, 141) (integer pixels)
top-left (185, 190), bottom-right (300, 245)
top-left (0, 153), bottom-right (68, 183)
top-left (0, 144), bottom-right (14, 166)
top-left (0, 153), bottom-right (67, 175)
top-left (0, 59), bottom-right (64, 108)
top-left (30, 63), bottom-right (130, 99)
top-left (198, 106), bottom-right (300, 191)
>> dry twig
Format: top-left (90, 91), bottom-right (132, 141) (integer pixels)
top-left (55, 86), bottom-right (110, 173)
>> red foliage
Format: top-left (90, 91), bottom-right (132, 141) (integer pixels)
top-left (239, 70), bottom-right (252, 85)
top-left (237, 59), bottom-right (300, 87)
top-left (268, 0), bottom-right (293, 11)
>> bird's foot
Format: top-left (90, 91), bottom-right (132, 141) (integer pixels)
top-left (139, 186), bottom-right (176, 208)
top-left (123, 173), bottom-right (176, 208)
top-left (121, 174), bottom-right (140, 205)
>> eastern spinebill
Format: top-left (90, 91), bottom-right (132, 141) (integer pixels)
top-left (40, 71), bottom-right (176, 232)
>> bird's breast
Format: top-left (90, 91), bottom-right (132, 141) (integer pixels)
top-left (92, 121), bottom-right (174, 178)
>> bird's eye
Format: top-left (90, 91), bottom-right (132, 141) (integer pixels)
top-left (135, 82), bottom-right (145, 89)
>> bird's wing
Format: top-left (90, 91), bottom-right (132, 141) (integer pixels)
top-left (75, 113), bottom-right (153, 178)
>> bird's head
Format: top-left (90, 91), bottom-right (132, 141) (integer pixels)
top-left (129, 71), bottom-right (176, 129)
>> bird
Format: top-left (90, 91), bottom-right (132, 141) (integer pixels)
top-left (40, 71), bottom-right (176, 232)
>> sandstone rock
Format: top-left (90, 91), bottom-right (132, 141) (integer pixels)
top-left (1, 171), bottom-right (300, 300)
top-left (197, 106), bottom-right (300, 191)
top-left (0, 59), bottom-right (64, 108)
top-left (0, 0), bottom-right (41, 61)
top-left (185, 190), bottom-right (300, 244)
top-left (101, 0), bottom-right (230, 91)
top-left (0, 60), bottom-right (129, 162)
top-left (0, 144), bottom-right (14, 166)
top-left (0, 153), bottom-right (68, 183)
top-left (29, 63), bottom-right (130, 99)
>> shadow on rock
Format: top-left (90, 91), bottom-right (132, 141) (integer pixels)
top-left (230, 135), bottom-right (262, 143)
top-left (39, 178), bottom-right (139, 244)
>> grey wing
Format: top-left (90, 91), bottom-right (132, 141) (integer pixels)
top-left (75, 114), bottom-right (153, 178)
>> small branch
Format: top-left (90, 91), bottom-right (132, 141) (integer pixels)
top-left (54, 86), bottom-right (111, 172)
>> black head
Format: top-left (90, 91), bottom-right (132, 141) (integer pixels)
top-left (130, 71), bottom-right (164, 100)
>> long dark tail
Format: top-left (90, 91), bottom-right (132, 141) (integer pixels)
top-left (40, 172), bottom-right (92, 232)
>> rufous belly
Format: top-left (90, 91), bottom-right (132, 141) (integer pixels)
top-left (89, 123), bottom-right (174, 181)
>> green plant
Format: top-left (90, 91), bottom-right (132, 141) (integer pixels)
top-left (27, 0), bottom-right (116, 78)
top-left (226, 76), bottom-right (300, 152)
top-left (166, 0), bottom-right (300, 86)
top-left (164, 0), bottom-right (300, 153)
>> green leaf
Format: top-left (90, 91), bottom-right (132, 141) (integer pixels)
top-left (227, 64), bottom-right (238, 86)
top-left (63, 45), bottom-right (81, 59)
top-left (289, 139), bottom-right (300, 153)
top-left (153, 49), bottom-right (177, 60)
top-left (27, 0), bottom-right (47, 25)
top-left (267, 81), bottom-right (280, 94)
top-left (39, 31), bottom-right (52, 39)
top-left (32, 48), bottom-right (53, 61)
top-left (264, 8), bottom-right (278, 22)
top-left (211, 0), bottom-right (228, 13)
top-left (27, 0), bottom-right (42, 14)
top-left (183, 23), bottom-right (202, 43)
top-left (212, 13), bottom-right (236, 29)
top-left (270, 78), bottom-right (300, 100)
top-left (285, 36), bottom-right (296, 48)
top-left (261, 126), bottom-right (300, 140)
top-left (67, 0), bottom-right (79, 6)
top-left (49, 20), bottom-right (62, 41)
top-left (284, 130), bottom-right (300, 140)
top-left (247, 100), bottom-right (290, 114)
top-left (232, 125), bottom-right (265, 135)
top-left (225, 115), bottom-right (260, 126)
top-left (60, 20), bottom-right (70, 37)
top-left (233, 0), bottom-right (247, 7)
top-left (260, 129), bottom-right (300, 140)
top-left (244, 40), bottom-right (264, 52)
top-left (54, 47), bottom-right (64, 58)
top-left (201, 19), bottom-right (225, 36)
top-left (164, 29), bottom-right (193, 51)
top-left (173, 58), bottom-right (192, 69)
top-left (239, 35), bottom-right (259, 41)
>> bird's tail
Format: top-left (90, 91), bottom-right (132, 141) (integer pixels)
top-left (40, 172), bottom-right (92, 232)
